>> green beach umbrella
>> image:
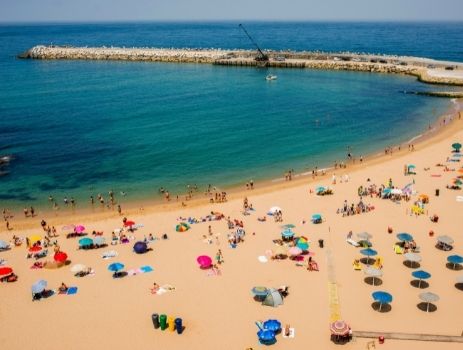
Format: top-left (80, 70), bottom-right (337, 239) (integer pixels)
top-left (452, 143), bottom-right (462, 152)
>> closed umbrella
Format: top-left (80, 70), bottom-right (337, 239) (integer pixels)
top-left (330, 320), bottom-right (350, 336)
top-left (412, 270), bottom-right (431, 288)
top-left (107, 262), bottom-right (124, 272)
top-left (54, 252), bottom-right (68, 263)
top-left (447, 255), bottom-right (463, 269)
top-left (196, 255), bottom-right (212, 268)
top-left (251, 286), bottom-right (268, 297)
top-left (0, 240), bottom-right (9, 249)
top-left (31, 279), bottom-right (47, 294)
top-left (70, 264), bottom-right (86, 273)
top-left (419, 292), bottom-right (439, 312)
top-left (133, 241), bottom-right (148, 254)
top-left (397, 233), bottom-right (413, 242)
top-left (0, 267), bottom-right (13, 277)
top-left (372, 291), bottom-right (393, 311)
top-left (364, 266), bottom-right (383, 286)
top-left (263, 319), bottom-right (281, 332)
top-left (79, 237), bottom-right (93, 247)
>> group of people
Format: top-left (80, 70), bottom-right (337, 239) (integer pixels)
top-left (273, 210), bottom-right (283, 222)
top-left (337, 199), bottom-right (374, 217)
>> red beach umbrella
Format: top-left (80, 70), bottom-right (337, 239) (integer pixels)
top-left (54, 252), bottom-right (68, 263)
top-left (0, 267), bottom-right (13, 277)
top-left (29, 246), bottom-right (42, 253)
top-left (124, 220), bottom-right (135, 227)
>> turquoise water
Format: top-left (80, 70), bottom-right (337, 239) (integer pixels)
top-left (0, 22), bottom-right (461, 208)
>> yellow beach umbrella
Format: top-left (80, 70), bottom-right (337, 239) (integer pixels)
top-left (28, 235), bottom-right (42, 244)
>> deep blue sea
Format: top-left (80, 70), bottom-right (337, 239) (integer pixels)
top-left (0, 22), bottom-right (462, 209)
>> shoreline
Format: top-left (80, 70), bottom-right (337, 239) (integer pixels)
top-left (3, 99), bottom-right (462, 232)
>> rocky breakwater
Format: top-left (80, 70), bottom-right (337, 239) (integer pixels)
top-left (21, 45), bottom-right (229, 64)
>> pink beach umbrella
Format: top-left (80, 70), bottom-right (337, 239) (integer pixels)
top-left (196, 255), bottom-right (213, 269)
top-left (74, 225), bottom-right (85, 233)
top-left (288, 246), bottom-right (303, 256)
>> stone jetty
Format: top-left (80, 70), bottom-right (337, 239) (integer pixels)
top-left (20, 45), bottom-right (463, 86)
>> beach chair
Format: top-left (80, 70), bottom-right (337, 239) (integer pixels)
top-left (353, 260), bottom-right (362, 271)
top-left (346, 238), bottom-right (360, 247)
top-left (393, 245), bottom-right (404, 254)
top-left (373, 257), bottom-right (383, 269)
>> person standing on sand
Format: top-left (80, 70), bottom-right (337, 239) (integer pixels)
top-left (6, 220), bottom-right (10, 230)
top-left (117, 204), bottom-right (122, 215)
top-left (24, 207), bottom-right (28, 217)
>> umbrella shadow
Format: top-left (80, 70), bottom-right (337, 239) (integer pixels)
top-left (371, 302), bottom-right (391, 313)
top-left (455, 283), bottom-right (463, 291)
top-left (364, 277), bottom-right (383, 286)
top-left (410, 280), bottom-right (429, 289)
top-left (403, 261), bottom-right (420, 269)
top-left (446, 263), bottom-right (463, 271)
top-left (113, 271), bottom-right (128, 279)
top-left (358, 240), bottom-right (372, 248)
top-left (330, 334), bottom-right (350, 344)
top-left (435, 244), bottom-right (453, 252)
top-left (417, 302), bottom-right (437, 312)
top-left (64, 260), bottom-right (71, 266)
top-left (360, 258), bottom-right (376, 265)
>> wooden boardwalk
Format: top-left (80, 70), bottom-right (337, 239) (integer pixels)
top-left (353, 331), bottom-right (463, 343)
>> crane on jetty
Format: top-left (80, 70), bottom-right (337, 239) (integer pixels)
top-left (238, 24), bottom-right (269, 64)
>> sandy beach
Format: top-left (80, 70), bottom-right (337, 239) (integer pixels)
top-left (1, 105), bottom-right (463, 349)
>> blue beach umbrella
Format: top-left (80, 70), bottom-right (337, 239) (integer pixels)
top-left (382, 188), bottom-right (391, 194)
top-left (360, 248), bottom-right (378, 264)
top-left (281, 229), bottom-right (295, 239)
top-left (396, 233), bottom-right (413, 242)
top-left (263, 319), bottom-right (281, 332)
top-left (133, 241), bottom-right (148, 254)
top-left (316, 186), bottom-right (326, 193)
top-left (412, 270), bottom-right (431, 288)
top-left (447, 255), bottom-right (463, 269)
top-left (257, 329), bottom-right (276, 344)
top-left (31, 279), bottom-right (47, 294)
top-left (0, 240), bottom-right (9, 249)
top-left (79, 237), bottom-right (93, 247)
top-left (108, 262), bottom-right (124, 272)
top-left (372, 291), bottom-right (393, 311)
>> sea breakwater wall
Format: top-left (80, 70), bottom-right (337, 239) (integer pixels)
top-left (20, 45), bottom-right (463, 86)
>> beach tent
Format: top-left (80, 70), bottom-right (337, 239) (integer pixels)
top-left (133, 241), bottom-right (148, 254)
top-left (262, 289), bottom-right (284, 307)
top-left (176, 223), bottom-right (190, 232)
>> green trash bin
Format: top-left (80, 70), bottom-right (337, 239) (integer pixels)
top-left (160, 314), bottom-right (167, 331)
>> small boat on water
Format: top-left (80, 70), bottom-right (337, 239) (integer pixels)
top-left (266, 74), bottom-right (277, 81)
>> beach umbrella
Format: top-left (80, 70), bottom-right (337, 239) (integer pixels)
top-left (315, 186), bottom-right (326, 193)
top-left (437, 235), bottom-right (454, 245)
top-left (0, 267), bottom-right (13, 277)
top-left (257, 329), bottom-right (276, 343)
top-left (360, 248), bottom-right (378, 264)
top-left (28, 235), bottom-right (42, 244)
top-left (31, 279), bottom-right (47, 294)
top-left (94, 236), bottom-right (106, 246)
top-left (296, 237), bottom-right (309, 250)
top-left (281, 224), bottom-right (295, 229)
top-left (330, 320), bottom-right (350, 336)
top-left (269, 206), bottom-right (282, 214)
top-left (408, 164), bottom-right (416, 169)
top-left (263, 319), bottom-right (281, 332)
top-left (281, 229), bottom-right (295, 239)
top-left (53, 251), bottom-right (68, 263)
top-left (397, 233), bottom-right (414, 242)
top-left (196, 255), bottom-right (212, 268)
top-left (364, 266), bottom-right (383, 286)
top-left (382, 188), bottom-right (391, 194)
top-left (124, 220), bottom-right (135, 227)
top-left (107, 262), bottom-right (124, 272)
top-left (447, 255), bottom-right (463, 269)
top-left (176, 223), bottom-right (190, 232)
top-left (404, 252), bottom-right (421, 267)
top-left (391, 188), bottom-right (402, 195)
top-left (288, 246), bottom-right (303, 256)
top-left (251, 286), bottom-right (268, 297)
top-left (70, 264), bottom-right (86, 273)
top-left (312, 214), bottom-right (322, 222)
top-left (372, 291), bottom-right (393, 311)
top-left (29, 246), bottom-right (42, 253)
top-left (74, 225), bottom-right (85, 233)
top-left (357, 232), bottom-right (373, 241)
top-left (133, 241), bottom-right (148, 254)
top-left (0, 240), bottom-right (9, 249)
top-left (419, 292), bottom-right (439, 312)
top-left (78, 237), bottom-right (93, 247)
top-left (412, 270), bottom-right (431, 288)
top-left (452, 143), bottom-right (462, 152)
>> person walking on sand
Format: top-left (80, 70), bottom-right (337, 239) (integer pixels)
top-left (117, 204), bottom-right (122, 215)
top-left (208, 225), bottom-right (212, 236)
top-left (215, 249), bottom-right (223, 264)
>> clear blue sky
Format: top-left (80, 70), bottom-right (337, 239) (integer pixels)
top-left (0, 0), bottom-right (462, 23)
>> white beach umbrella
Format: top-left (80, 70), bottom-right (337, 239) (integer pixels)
top-left (391, 188), bottom-right (402, 195)
top-left (269, 206), bottom-right (282, 214)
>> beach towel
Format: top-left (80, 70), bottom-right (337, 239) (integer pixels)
top-left (346, 238), bottom-right (360, 247)
top-left (67, 287), bottom-right (78, 295)
top-left (102, 250), bottom-right (118, 259)
top-left (258, 256), bottom-right (268, 263)
top-left (282, 328), bottom-right (295, 338)
top-left (140, 265), bottom-right (153, 273)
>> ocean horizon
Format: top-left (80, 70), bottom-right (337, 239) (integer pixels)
top-left (0, 21), bottom-right (462, 209)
